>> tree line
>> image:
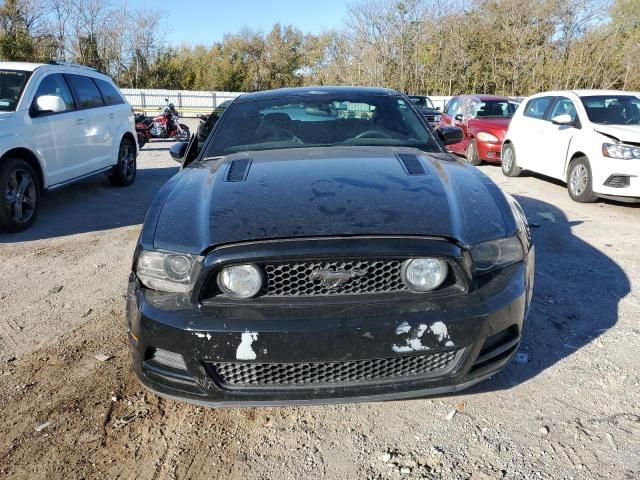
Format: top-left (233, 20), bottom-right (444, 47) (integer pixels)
top-left (1, 0), bottom-right (638, 95)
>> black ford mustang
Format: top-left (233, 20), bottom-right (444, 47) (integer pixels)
top-left (127, 87), bottom-right (534, 406)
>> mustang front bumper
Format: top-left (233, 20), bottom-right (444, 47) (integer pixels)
top-left (126, 247), bottom-right (534, 407)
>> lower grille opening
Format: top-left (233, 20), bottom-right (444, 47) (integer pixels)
top-left (209, 350), bottom-right (463, 388)
top-left (604, 175), bottom-right (631, 188)
top-left (143, 348), bottom-right (199, 388)
top-left (470, 326), bottom-right (520, 373)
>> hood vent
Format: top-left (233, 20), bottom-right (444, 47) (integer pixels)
top-left (396, 153), bottom-right (426, 175)
top-left (226, 158), bottom-right (252, 182)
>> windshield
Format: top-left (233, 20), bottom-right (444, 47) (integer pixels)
top-left (581, 95), bottom-right (640, 125)
top-left (0, 70), bottom-right (30, 112)
top-left (409, 95), bottom-right (435, 109)
top-left (472, 99), bottom-right (516, 118)
top-left (204, 94), bottom-right (440, 157)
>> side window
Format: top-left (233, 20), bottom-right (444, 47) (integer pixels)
top-left (445, 98), bottom-right (459, 116)
top-left (550, 97), bottom-right (578, 123)
top-left (524, 96), bottom-right (553, 119)
top-left (66, 74), bottom-right (104, 109)
top-left (32, 74), bottom-right (75, 112)
top-left (94, 78), bottom-right (125, 106)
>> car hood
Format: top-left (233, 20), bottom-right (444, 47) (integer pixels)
top-left (469, 117), bottom-right (511, 131)
top-left (593, 124), bottom-right (640, 143)
top-left (153, 147), bottom-right (512, 254)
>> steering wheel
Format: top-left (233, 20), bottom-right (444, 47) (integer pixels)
top-left (355, 129), bottom-right (393, 139)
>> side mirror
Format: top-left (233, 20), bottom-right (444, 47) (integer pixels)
top-left (454, 114), bottom-right (463, 122)
top-left (437, 126), bottom-right (464, 146)
top-left (436, 106), bottom-right (441, 111)
top-left (32, 95), bottom-right (66, 115)
top-left (551, 114), bottom-right (574, 126)
top-left (169, 142), bottom-right (188, 162)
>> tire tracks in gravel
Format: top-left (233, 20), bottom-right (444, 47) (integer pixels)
top-left (0, 307), bottom-right (255, 480)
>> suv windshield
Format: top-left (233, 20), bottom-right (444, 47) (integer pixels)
top-left (581, 95), bottom-right (640, 125)
top-left (408, 95), bottom-right (435, 109)
top-left (204, 94), bottom-right (439, 157)
top-left (0, 70), bottom-right (30, 112)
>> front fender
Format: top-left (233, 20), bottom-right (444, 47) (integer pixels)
top-left (0, 133), bottom-right (49, 188)
top-left (111, 123), bottom-right (139, 163)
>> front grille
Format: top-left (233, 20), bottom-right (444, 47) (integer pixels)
top-left (424, 114), bottom-right (436, 122)
top-left (210, 350), bottom-right (461, 387)
top-left (263, 260), bottom-right (406, 296)
top-left (604, 175), bottom-right (630, 188)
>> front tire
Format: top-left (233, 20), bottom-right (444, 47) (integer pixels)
top-left (465, 139), bottom-right (481, 166)
top-left (501, 143), bottom-right (522, 177)
top-left (0, 157), bottom-right (40, 233)
top-left (567, 156), bottom-right (598, 203)
top-left (109, 137), bottom-right (137, 187)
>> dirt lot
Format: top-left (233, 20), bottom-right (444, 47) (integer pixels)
top-left (1, 136), bottom-right (639, 479)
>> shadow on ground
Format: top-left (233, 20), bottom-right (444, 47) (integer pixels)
top-left (0, 164), bottom-right (179, 243)
top-left (465, 194), bottom-right (630, 393)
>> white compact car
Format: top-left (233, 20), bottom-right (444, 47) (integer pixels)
top-left (0, 61), bottom-right (137, 232)
top-left (502, 90), bottom-right (640, 202)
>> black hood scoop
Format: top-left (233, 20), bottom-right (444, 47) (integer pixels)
top-left (225, 158), bottom-right (252, 182)
top-left (396, 153), bottom-right (426, 175)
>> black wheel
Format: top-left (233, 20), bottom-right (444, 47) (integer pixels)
top-left (177, 126), bottom-right (190, 142)
top-left (501, 143), bottom-right (522, 177)
top-left (567, 156), bottom-right (598, 203)
top-left (109, 137), bottom-right (137, 186)
top-left (0, 157), bottom-right (40, 232)
top-left (465, 139), bottom-right (481, 166)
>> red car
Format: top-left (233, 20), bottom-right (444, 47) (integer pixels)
top-left (439, 95), bottom-right (518, 165)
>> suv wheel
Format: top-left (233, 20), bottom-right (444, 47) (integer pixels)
top-left (567, 156), bottom-right (598, 203)
top-left (501, 143), bottom-right (522, 177)
top-left (109, 137), bottom-right (137, 186)
top-left (0, 157), bottom-right (40, 232)
top-left (465, 140), bottom-right (481, 166)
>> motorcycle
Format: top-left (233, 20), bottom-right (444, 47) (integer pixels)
top-left (135, 99), bottom-right (190, 147)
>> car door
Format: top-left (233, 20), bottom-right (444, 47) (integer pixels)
top-left (439, 97), bottom-right (459, 128)
top-left (94, 77), bottom-right (129, 166)
top-left (65, 74), bottom-right (111, 171)
top-left (26, 73), bottom-right (89, 186)
top-left (515, 96), bottom-right (554, 171)
top-left (538, 97), bottom-right (580, 180)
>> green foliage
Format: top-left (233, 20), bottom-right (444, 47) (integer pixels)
top-left (0, 0), bottom-right (638, 93)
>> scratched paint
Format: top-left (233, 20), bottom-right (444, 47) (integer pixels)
top-left (236, 332), bottom-right (259, 360)
top-left (393, 323), bottom-right (430, 352)
top-left (194, 332), bottom-right (212, 340)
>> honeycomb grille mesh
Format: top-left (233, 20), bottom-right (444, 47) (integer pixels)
top-left (211, 351), bottom-right (460, 387)
top-left (263, 260), bottom-right (406, 296)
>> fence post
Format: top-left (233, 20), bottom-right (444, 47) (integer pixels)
top-left (141, 92), bottom-right (146, 113)
top-left (212, 92), bottom-right (217, 109)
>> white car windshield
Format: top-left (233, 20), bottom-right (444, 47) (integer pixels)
top-left (581, 95), bottom-right (640, 125)
top-left (0, 70), bottom-right (30, 111)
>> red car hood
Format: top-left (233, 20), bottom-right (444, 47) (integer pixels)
top-left (469, 117), bottom-right (511, 131)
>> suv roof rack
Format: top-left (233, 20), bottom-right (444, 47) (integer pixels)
top-left (47, 60), bottom-right (98, 72)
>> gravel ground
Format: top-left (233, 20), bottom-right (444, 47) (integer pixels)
top-left (0, 135), bottom-right (639, 479)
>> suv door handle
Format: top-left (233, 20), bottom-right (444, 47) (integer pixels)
top-left (76, 118), bottom-right (86, 124)
top-left (108, 113), bottom-right (115, 119)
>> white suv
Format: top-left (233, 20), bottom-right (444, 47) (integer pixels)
top-left (502, 90), bottom-right (640, 202)
top-left (0, 61), bottom-right (137, 232)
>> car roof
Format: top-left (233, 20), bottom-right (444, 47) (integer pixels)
top-left (236, 86), bottom-right (400, 102)
top-left (529, 89), bottom-right (637, 98)
top-left (0, 62), bottom-right (46, 72)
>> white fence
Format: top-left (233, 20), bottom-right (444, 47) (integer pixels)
top-left (121, 88), bottom-right (452, 118)
top-left (121, 89), bottom-right (242, 117)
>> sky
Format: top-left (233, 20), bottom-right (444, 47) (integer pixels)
top-left (128, 0), bottom-right (350, 46)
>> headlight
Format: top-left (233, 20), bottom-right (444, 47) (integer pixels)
top-left (401, 258), bottom-right (448, 292)
top-left (217, 264), bottom-right (263, 299)
top-left (476, 132), bottom-right (499, 143)
top-left (602, 143), bottom-right (640, 159)
top-left (136, 250), bottom-right (197, 292)
top-left (470, 237), bottom-right (524, 273)
top-left (433, 114), bottom-right (441, 123)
